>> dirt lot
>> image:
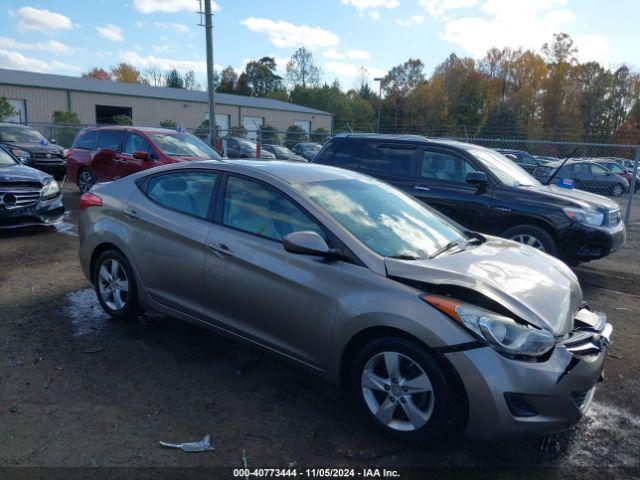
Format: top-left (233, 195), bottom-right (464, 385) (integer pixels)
top-left (1, 186), bottom-right (639, 479)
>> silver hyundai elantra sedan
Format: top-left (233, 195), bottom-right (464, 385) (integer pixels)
top-left (78, 160), bottom-right (611, 441)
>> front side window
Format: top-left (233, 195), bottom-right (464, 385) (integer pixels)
top-left (223, 176), bottom-right (324, 241)
top-left (421, 150), bottom-right (475, 182)
top-left (149, 133), bottom-right (221, 159)
top-left (293, 177), bottom-right (467, 259)
top-left (97, 130), bottom-right (124, 151)
top-left (590, 164), bottom-right (609, 176)
top-left (146, 172), bottom-right (217, 219)
top-left (362, 145), bottom-right (416, 178)
top-left (469, 147), bottom-right (540, 187)
top-left (124, 132), bottom-right (152, 155)
top-left (604, 163), bottom-right (625, 173)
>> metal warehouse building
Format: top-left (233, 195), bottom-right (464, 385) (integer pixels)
top-left (0, 68), bottom-right (332, 139)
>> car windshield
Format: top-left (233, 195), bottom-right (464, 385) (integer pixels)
top-left (149, 133), bottom-right (220, 159)
top-left (238, 139), bottom-right (257, 149)
top-left (0, 147), bottom-right (17, 165)
top-left (271, 145), bottom-right (292, 154)
top-left (604, 163), bottom-right (625, 173)
top-left (0, 125), bottom-right (47, 143)
top-left (470, 147), bottom-right (541, 187)
top-left (293, 177), bottom-right (467, 259)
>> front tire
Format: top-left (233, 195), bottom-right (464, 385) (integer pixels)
top-left (93, 250), bottom-right (140, 320)
top-left (503, 224), bottom-right (557, 256)
top-left (349, 337), bottom-right (456, 443)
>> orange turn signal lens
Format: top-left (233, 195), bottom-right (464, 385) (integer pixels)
top-left (419, 294), bottom-right (463, 322)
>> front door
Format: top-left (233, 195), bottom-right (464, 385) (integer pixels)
top-left (126, 170), bottom-right (219, 316)
top-left (412, 147), bottom-right (493, 229)
top-left (91, 130), bottom-right (124, 181)
top-left (203, 174), bottom-right (341, 368)
top-left (116, 131), bottom-right (155, 178)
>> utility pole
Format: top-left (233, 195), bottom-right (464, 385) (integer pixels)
top-left (374, 77), bottom-right (383, 133)
top-left (201, 0), bottom-right (215, 146)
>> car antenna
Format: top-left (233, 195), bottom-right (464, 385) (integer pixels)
top-left (545, 146), bottom-right (579, 185)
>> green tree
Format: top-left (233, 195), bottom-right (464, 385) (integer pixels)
top-left (113, 114), bottom-right (133, 125)
top-left (286, 47), bottom-right (321, 88)
top-left (259, 124), bottom-right (279, 144)
top-left (165, 68), bottom-right (184, 89)
top-left (230, 125), bottom-right (247, 137)
top-left (243, 57), bottom-right (283, 97)
top-left (0, 96), bottom-right (17, 121)
top-left (284, 125), bottom-right (307, 148)
top-left (234, 73), bottom-right (252, 96)
top-left (311, 127), bottom-right (330, 143)
top-left (217, 66), bottom-right (238, 93)
top-left (52, 110), bottom-right (82, 147)
top-left (160, 119), bottom-right (178, 128)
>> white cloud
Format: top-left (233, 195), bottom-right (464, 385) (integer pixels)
top-left (120, 51), bottom-right (206, 73)
top-left (154, 22), bottom-right (191, 33)
top-left (96, 24), bottom-right (124, 42)
top-left (420, 0), bottom-right (478, 16)
top-left (325, 61), bottom-right (386, 78)
top-left (0, 37), bottom-right (74, 55)
top-left (346, 49), bottom-right (371, 60)
top-left (574, 34), bottom-right (616, 64)
top-left (241, 18), bottom-right (339, 49)
top-left (152, 44), bottom-right (169, 52)
top-left (341, 0), bottom-right (399, 10)
top-left (439, 0), bottom-right (578, 57)
top-left (15, 6), bottom-right (72, 33)
top-left (0, 49), bottom-right (79, 73)
top-left (368, 11), bottom-right (381, 20)
top-left (133, 0), bottom-right (218, 14)
top-left (323, 48), bottom-right (371, 60)
top-left (396, 15), bottom-right (425, 26)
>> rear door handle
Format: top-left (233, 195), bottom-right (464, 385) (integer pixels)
top-left (414, 186), bottom-right (430, 192)
top-left (207, 243), bottom-right (232, 258)
top-left (123, 209), bottom-right (138, 220)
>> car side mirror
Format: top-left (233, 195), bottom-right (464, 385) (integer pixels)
top-left (504, 154), bottom-right (517, 161)
top-left (50, 138), bottom-right (57, 144)
top-left (283, 231), bottom-right (330, 256)
top-left (133, 151), bottom-right (149, 161)
top-left (466, 171), bottom-right (488, 186)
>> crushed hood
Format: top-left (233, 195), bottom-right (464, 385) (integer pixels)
top-left (385, 237), bottom-right (582, 336)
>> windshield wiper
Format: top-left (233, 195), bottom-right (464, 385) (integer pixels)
top-left (387, 254), bottom-right (421, 260)
top-left (429, 239), bottom-right (465, 259)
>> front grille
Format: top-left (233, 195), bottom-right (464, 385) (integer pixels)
top-left (33, 152), bottom-right (64, 160)
top-left (0, 183), bottom-right (41, 210)
top-left (608, 209), bottom-right (621, 225)
top-left (559, 309), bottom-right (612, 356)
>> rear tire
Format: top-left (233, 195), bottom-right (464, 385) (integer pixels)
top-left (348, 337), bottom-right (456, 443)
top-left (611, 183), bottom-right (624, 197)
top-left (93, 249), bottom-right (140, 320)
top-left (503, 224), bottom-right (557, 256)
top-left (77, 168), bottom-right (95, 194)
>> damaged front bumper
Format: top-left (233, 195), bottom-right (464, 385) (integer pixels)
top-left (0, 195), bottom-right (64, 229)
top-left (445, 308), bottom-right (612, 439)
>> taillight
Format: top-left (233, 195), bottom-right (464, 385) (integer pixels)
top-left (80, 193), bottom-right (102, 210)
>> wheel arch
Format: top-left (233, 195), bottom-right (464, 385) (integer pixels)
top-left (496, 214), bottom-right (559, 244)
top-left (89, 242), bottom-right (126, 281)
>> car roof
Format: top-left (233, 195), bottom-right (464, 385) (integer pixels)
top-left (83, 126), bottom-right (179, 134)
top-left (330, 133), bottom-right (481, 151)
top-left (0, 122), bottom-right (35, 129)
top-left (187, 159), bottom-right (373, 184)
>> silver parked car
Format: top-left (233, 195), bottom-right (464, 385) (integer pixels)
top-left (78, 160), bottom-right (611, 441)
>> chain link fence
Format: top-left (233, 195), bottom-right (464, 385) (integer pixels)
top-left (21, 121), bottom-right (640, 240)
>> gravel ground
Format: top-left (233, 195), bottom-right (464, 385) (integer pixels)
top-left (0, 186), bottom-right (639, 479)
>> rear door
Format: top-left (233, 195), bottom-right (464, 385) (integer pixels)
top-left (413, 147), bottom-right (493, 229)
top-left (91, 130), bottom-right (124, 181)
top-left (116, 131), bottom-right (155, 177)
top-left (358, 142), bottom-right (418, 194)
top-left (126, 170), bottom-right (219, 316)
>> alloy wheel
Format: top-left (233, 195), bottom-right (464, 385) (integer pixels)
top-left (510, 234), bottom-right (546, 251)
top-left (612, 184), bottom-right (623, 197)
top-left (97, 258), bottom-right (129, 311)
top-left (78, 171), bottom-right (94, 194)
top-left (361, 351), bottom-right (434, 432)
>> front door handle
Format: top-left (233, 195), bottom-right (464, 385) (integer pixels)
top-left (207, 243), bottom-right (232, 258)
top-left (123, 209), bottom-right (138, 220)
top-left (414, 186), bottom-right (430, 192)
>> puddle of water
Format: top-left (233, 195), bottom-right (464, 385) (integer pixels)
top-left (60, 288), bottom-right (109, 336)
top-left (54, 211), bottom-right (79, 237)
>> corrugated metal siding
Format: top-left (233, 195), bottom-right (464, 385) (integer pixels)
top-left (0, 84), bottom-right (333, 131)
top-left (0, 85), bottom-right (68, 122)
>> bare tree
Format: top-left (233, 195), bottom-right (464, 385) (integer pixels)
top-left (286, 47), bottom-right (321, 88)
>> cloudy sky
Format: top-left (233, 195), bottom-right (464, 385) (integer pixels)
top-left (0, 0), bottom-right (637, 89)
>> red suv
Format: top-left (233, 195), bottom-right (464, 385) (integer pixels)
top-left (67, 126), bottom-right (221, 193)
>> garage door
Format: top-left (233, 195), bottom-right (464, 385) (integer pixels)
top-left (243, 116), bottom-right (263, 140)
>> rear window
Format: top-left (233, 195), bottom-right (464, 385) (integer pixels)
top-left (362, 144), bottom-right (416, 178)
top-left (97, 130), bottom-right (124, 151)
top-left (72, 130), bottom-right (98, 150)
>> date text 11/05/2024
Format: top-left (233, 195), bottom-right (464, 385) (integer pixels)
top-left (232, 468), bottom-right (401, 478)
